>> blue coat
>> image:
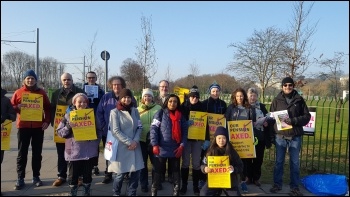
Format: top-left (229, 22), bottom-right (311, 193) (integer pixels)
top-left (150, 108), bottom-right (188, 158)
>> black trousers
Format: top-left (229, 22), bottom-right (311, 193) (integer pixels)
top-left (56, 142), bottom-right (68, 179)
top-left (68, 158), bottom-right (94, 185)
top-left (16, 128), bottom-right (44, 179)
top-left (245, 140), bottom-right (266, 181)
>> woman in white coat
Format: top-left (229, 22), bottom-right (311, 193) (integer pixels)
top-left (108, 88), bottom-right (144, 196)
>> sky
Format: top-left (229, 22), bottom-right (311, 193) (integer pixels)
top-left (1, 1), bottom-right (349, 85)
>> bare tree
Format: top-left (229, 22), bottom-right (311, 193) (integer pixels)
top-left (284, 1), bottom-right (318, 85)
top-left (227, 27), bottom-right (290, 101)
top-left (164, 64), bottom-right (172, 83)
top-left (189, 60), bottom-right (200, 85)
top-left (120, 58), bottom-right (146, 91)
top-left (84, 31), bottom-right (98, 72)
top-left (135, 14), bottom-right (158, 88)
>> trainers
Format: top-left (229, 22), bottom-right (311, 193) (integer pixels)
top-left (270, 184), bottom-right (282, 193)
top-left (32, 176), bottom-right (43, 187)
top-left (102, 174), bottom-right (112, 184)
top-left (14, 178), bottom-right (25, 190)
top-left (289, 188), bottom-right (303, 196)
top-left (241, 182), bottom-right (248, 193)
top-left (52, 177), bottom-right (66, 186)
top-left (93, 166), bottom-right (99, 175)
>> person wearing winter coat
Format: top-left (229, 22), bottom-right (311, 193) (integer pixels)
top-left (179, 85), bottom-right (204, 195)
top-left (56, 93), bottom-right (102, 196)
top-left (11, 69), bottom-right (51, 190)
top-left (150, 94), bottom-right (188, 196)
top-left (107, 88), bottom-right (144, 196)
top-left (137, 88), bottom-right (161, 193)
top-left (1, 87), bottom-right (17, 163)
top-left (199, 126), bottom-right (243, 196)
top-left (269, 77), bottom-right (311, 196)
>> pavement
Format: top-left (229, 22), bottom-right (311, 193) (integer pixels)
top-left (1, 122), bottom-right (315, 196)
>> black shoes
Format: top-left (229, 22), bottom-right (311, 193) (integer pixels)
top-left (14, 178), bottom-right (25, 190)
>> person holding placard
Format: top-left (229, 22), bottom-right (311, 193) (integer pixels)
top-left (50, 72), bottom-right (86, 187)
top-left (269, 77), bottom-right (311, 196)
top-left (11, 69), bottom-right (51, 190)
top-left (56, 93), bottom-right (101, 196)
top-left (199, 126), bottom-right (243, 196)
top-left (179, 85), bottom-right (204, 195)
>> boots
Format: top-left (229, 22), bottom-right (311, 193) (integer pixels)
top-left (192, 169), bottom-right (201, 196)
top-left (172, 171), bottom-right (180, 196)
top-left (82, 183), bottom-right (91, 196)
top-left (180, 168), bottom-right (189, 195)
top-left (152, 169), bottom-right (163, 190)
top-left (151, 172), bottom-right (161, 196)
top-left (102, 172), bottom-right (112, 184)
top-left (69, 185), bottom-right (78, 196)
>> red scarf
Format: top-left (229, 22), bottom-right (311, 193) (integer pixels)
top-left (169, 110), bottom-right (182, 143)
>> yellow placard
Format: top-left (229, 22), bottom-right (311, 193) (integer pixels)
top-left (54, 105), bottom-right (67, 143)
top-left (207, 156), bottom-right (231, 188)
top-left (1, 120), bottom-right (13, 150)
top-left (188, 111), bottom-right (207, 140)
top-left (207, 113), bottom-right (226, 141)
top-left (227, 120), bottom-right (256, 159)
top-left (70, 109), bottom-right (97, 141)
top-left (173, 86), bottom-right (190, 104)
top-left (20, 93), bottom-right (43, 121)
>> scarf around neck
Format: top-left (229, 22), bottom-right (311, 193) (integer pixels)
top-left (117, 101), bottom-right (132, 114)
top-left (169, 109), bottom-right (182, 143)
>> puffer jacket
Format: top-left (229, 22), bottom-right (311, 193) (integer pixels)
top-left (1, 88), bottom-right (16, 123)
top-left (150, 108), bottom-right (188, 157)
top-left (56, 107), bottom-right (102, 161)
top-left (270, 90), bottom-right (311, 136)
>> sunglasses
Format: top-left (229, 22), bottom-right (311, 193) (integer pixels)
top-left (283, 83), bottom-right (293, 87)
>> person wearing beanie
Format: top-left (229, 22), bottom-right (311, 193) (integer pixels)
top-left (108, 88), bottom-right (144, 196)
top-left (137, 88), bottom-right (161, 193)
top-left (11, 69), bottom-right (51, 190)
top-left (56, 92), bottom-right (101, 196)
top-left (200, 82), bottom-right (227, 189)
top-left (200, 126), bottom-right (243, 196)
top-left (150, 94), bottom-right (188, 196)
top-left (224, 87), bottom-right (255, 193)
top-left (269, 77), bottom-right (311, 196)
top-left (179, 85), bottom-right (204, 195)
top-left (96, 76), bottom-right (138, 184)
top-left (50, 72), bottom-right (86, 187)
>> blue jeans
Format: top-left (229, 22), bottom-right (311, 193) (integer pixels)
top-left (113, 171), bottom-right (140, 196)
top-left (273, 135), bottom-right (302, 189)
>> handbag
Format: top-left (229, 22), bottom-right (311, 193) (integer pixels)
top-left (104, 128), bottom-right (118, 161)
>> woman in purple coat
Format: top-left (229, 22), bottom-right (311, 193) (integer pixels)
top-left (57, 93), bottom-right (101, 196)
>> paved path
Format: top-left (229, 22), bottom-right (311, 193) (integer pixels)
top-left (1, 123), bottom-right (315, 196)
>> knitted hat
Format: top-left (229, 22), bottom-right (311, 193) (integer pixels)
top-left (142, 88), bottom-right (154, 98)
top-left (214, 126), bottom-right (229, 139)
top-left (119, 88), bottom-right (133, 99)
top-left (23, 69), bottom-right (37, 81)
top-left (72, 93), bottom-right (89, 105)
top-left (188, 85), bottom-right (200, 98)
top-left (208, 82), bottom-right (221, 93)
top-left (281, 77), bottom-right (294, 87)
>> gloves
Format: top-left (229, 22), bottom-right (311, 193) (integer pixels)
top-left (187, 120), bottom-right (194, 127)
top-left (202, 140), bottom-right (210, 150)
top-left (153, 145), bottom-right (160, 156)
top-left (284, 118), bottom-right (292, 125)
top-left (174, 145), bottom-right (184, 158)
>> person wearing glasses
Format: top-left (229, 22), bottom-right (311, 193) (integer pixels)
top-left (269, 77), bottom-right (311, 196)
top-left (50, 73), bottom-right (86, 187)
top-left (96, 76), bottom-right (138, 184)
top-left (83, 71), bottom-right (105, 176)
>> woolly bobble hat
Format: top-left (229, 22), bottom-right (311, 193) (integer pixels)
top-left (72, 93), bottom-right (89, 105)
top-left (142, 88), bottom-right (154, 98)
top-left (281, 77), bottom-right (294, 87)
top-left (23, 69), bottom-right (37, 80)
top-left (214, 126), bottom-right (229, 139)
top-left (188, 85), bottom-right (200, 98)
top-left (119, 88), bottom-right (133, 99)
top-left (208, 82), bottom-right (221, 93)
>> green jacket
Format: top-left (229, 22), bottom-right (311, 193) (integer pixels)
top-left (137, 102), bottom-right (161, 142)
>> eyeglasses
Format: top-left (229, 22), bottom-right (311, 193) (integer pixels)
top-left (190, 96), bottom-right (199, 99)
top-left (87, 77), bottom-right (96, 79)
top-left (112, 84), bottom-right (122, 86)
top-left (159, 86), bottom-right (168, 88)
top-left (283, 83), bottom-right (293, 87)
top-left (63, 79), bottom-right (71, 81)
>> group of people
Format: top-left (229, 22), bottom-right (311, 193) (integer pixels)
top-left (1, 68), bottom-right (311, 196)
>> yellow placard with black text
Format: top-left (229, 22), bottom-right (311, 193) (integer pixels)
top-left (20, 93), bottom-right (43, 121)
top-left (173, 86), bottom-right (190, 104)
top-left (207, 156), bottom-right (231, 188)
top-left (207, 113), bottom-right (226, 141)
top-left (70, 109), bottom-right (97, 141)
top-left (188, 111), bottom-right (207, 140)
top-left (53, 105), bottom-right (67, 143)
top-left (1, 120), bottom-right (13, 150)
top-left (227, 120), bottom-right (256, 158)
